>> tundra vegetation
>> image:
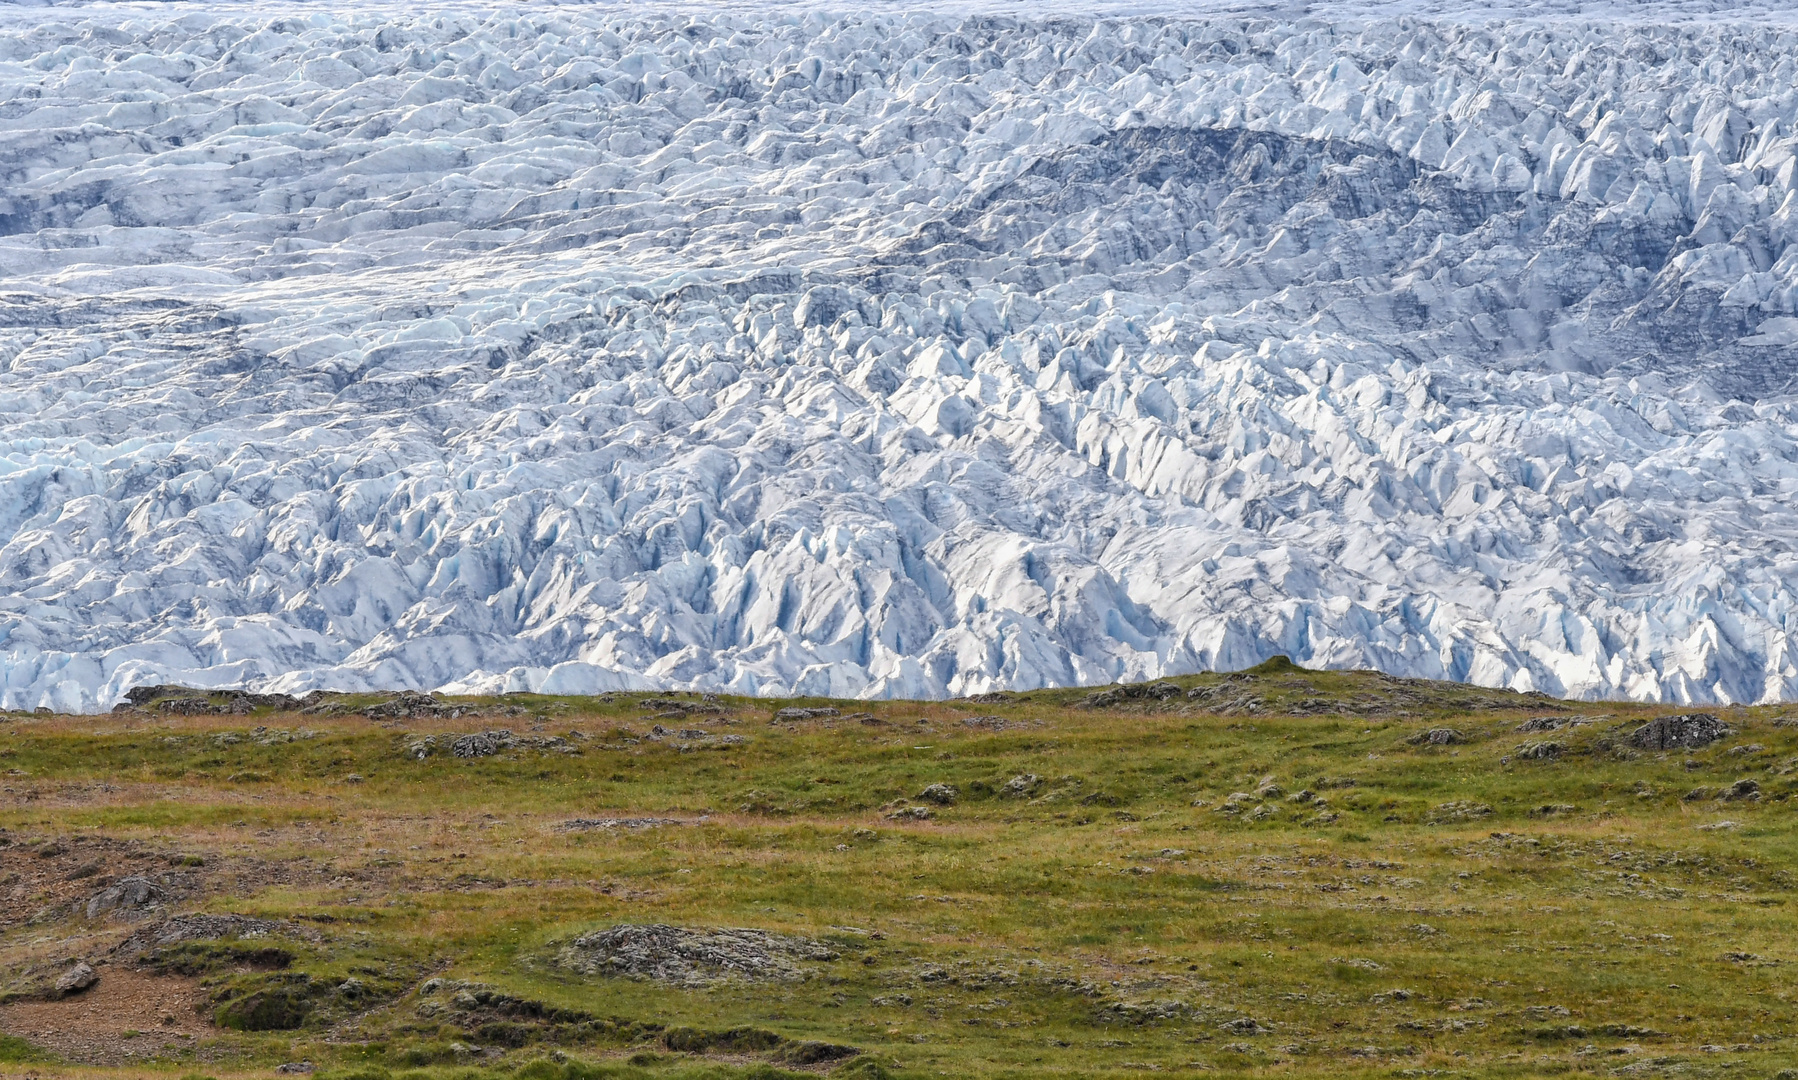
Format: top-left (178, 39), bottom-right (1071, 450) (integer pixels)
top-left (2, 659), bottom-right (1796, 1079)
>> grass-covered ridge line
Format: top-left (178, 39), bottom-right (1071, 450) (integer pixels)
top-left (2, 660), bottom-right (1796, 1079)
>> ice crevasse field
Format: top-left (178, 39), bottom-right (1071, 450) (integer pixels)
top-left (1, 0), bottom-right (1797, 712)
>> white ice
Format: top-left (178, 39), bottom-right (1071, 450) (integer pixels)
top-left (2, 2), bottom-right (1797, 711)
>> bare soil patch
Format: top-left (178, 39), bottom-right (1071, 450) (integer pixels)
top-left (0, 834), bottom-right (321, 929)
top-left (0, 966), bottom-right (211, 1065)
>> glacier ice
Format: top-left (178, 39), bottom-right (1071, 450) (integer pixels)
top-left (2, 3), bottom-right (1798, 712)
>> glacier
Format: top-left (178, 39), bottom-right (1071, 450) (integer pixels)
top-left (2, 2), bottom-right (1798, 712)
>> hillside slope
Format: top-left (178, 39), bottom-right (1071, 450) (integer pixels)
top-left (3, 668), bottom-right (1797, 1078)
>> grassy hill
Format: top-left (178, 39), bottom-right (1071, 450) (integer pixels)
top-left (2, 661), bottom-right (1796, 1079)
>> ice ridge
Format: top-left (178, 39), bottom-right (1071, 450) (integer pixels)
top-left (1, 8), bottom-right (1797, 710)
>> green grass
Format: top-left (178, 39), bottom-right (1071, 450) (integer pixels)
top-left (0, 1032), bottom-right (57, 1063)
top-left (2, 664), bottom-right (1796, 1078)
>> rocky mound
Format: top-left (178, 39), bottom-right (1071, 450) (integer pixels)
top-left (553, 925), bottom-right (839, 988)
top-left (1630, 713), bottom-right (1731, 750)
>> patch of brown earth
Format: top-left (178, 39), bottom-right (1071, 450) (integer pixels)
top-left (0, 966), bottom-right (211, 1065)
top-left (0, 833), bottom-right (329, 929)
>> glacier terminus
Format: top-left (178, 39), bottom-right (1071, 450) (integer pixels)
top-left (2, 1), bottom-right (1798, 711)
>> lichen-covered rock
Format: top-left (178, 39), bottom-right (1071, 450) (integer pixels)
top-left (52, 962), bottom-right (97, 997)
top-left (1517, 717), bottom-right (1567, 733)
top-left (116, 913), bottom-right (284, 954)
top-left (451, 731), bottom-right (516, 758)
top-left (86, 876), bottom-right (165, 919)
top-left (1084, 682), bottom-right (1183, 708)
top-left (1513, 741), bottom-right (1566, 760)
top-left (554, 925), bottom-right (838, 987)
top-left (1428, 801), bottom-right (1495, 823)
top-left (917, 783), bottom-right (959, 805)
top-left (1001, 774), bottom-right (1042, 798)
top-left (773, 707), bottom-right (840, 721)
top-left (1629, 714), bottom-right (1731, 751)
top-left (1219, 1017), bottom-right (1271, 1036)
top-left (1721, 778), bottom-right (1762, 801)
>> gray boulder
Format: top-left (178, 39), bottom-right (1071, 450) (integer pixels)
top-left (1630, 713), bottom-right (1729, 750)
top-left (87, 876), bottom-right (165, 919)
top-left (917, 783), bottom-right (959, 805)
top-left (53, 962), bottom-right (97, 996)
top-left (452, 730), bottom-right (516, 757)
top-left (1002, 774), bottom-right (1041, 797)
